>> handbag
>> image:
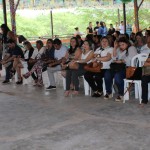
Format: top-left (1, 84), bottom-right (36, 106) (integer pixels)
top-left (126, 67), bottom-right (136, 79)
top-left (126, 67), bottom-right (142, 80)
top-left (110, 62), bottom-right (126, 73)
top-left (142, 66), bottom-right (150, 76)
top-left (84, 62), bottom-right (103, 73)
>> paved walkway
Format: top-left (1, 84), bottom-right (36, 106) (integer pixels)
top-left (0, 77), bottom-right (150, 150)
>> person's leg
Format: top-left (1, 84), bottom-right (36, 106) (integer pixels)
top-left (114, 70), bottom-right (125, 97)
top-left (141, 75), bottom-right (150, 104)
top-left (104, 69), bottom-right (113, 94)
top-left (84, 71), bottom-right (98, 92)
top-left (5, 64), bottom-right (13, 81)
top-left (47, 65), bottom-right (61, 87)
top-left (72, 69), bottom-right (85, 92)
top-left (94, 71), bottom-right (104, 93)
top-left (36, 67), bottom-right (43, 86)
top-left (28, 64), bottom-right (37, 81)
top-left (65, 70), bottom-right (72, 91)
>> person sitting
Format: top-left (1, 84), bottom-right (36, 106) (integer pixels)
top-left (141, 35), bottom-right (150, 54)
top-left (26, 40), bottom-right (45, 85)
top-left (141, 54), bottom-right (150, 106)
top-left (84, 36), bottom-right (113, 98)
top-left (23, 39), bottom-right (54, 86)
top-left (1, 39), bottom-right (24, 84)
top-left (112, 37), bottom-right (137, 102)
top-left (64, 40), bottom-right (94, 96)
top-left (46, 39), bottom-right (67, 90)
top-left (134, 32), bottom-right (145, 53)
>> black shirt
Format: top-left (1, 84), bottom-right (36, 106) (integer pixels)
top-left (13, 45), bottom-right (24, 58)
top-left (87, 27), bottom-right (93, 34)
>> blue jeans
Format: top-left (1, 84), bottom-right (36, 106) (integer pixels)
top-left (114, 70), bottom-right (126, 96)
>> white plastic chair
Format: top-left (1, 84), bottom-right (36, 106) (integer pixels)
top-left (123, 53), bottom-right (149, 103)
top-left (21, 62), bottom-right (32, 85)
top-left (148, 83), bottom-right (150, 100)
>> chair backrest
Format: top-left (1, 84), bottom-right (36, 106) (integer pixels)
top-left (131, 53), bottom-right (149, 67)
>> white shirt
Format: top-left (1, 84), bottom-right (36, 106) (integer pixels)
top-left (115, 46), bottom-right (137, 66)
top-left (119, 24), bottom-right (124, 34)
top-left (31, 47), bottom-right (45, 59)
top-left (141, 44), bottom-right (150, 54)
top-left (95, 47), bottom-right (113, 69)
top-left (54, 45), bottom-right (67, 60)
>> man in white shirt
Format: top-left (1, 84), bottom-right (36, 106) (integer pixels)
top-left (46, 39), bottom-right (67, 90)
top-left (141, 36), bottom-right (150, 54)
top-left (119, 21), bottom-right (125, 34)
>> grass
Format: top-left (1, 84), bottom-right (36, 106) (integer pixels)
top-left (0, 7), bottom-right (150, 38)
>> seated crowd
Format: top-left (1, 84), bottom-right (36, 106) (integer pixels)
top-left (0, 23), bottom-right (150, 106)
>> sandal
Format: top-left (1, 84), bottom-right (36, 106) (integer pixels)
top-left (72, 91), bottom-right (79, 96)
top-left (64, 91), bottom-right (70, 97)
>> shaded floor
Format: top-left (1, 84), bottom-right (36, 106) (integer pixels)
top-left (0, 78), bottom-right (150, 150)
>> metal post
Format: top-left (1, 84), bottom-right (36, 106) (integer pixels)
top-left (50, 9), bottom-right (54, 39)
top-left (2, 0), bottom-right (7, 25)
top-left (123, 3), bottom-right (126, 33)
top-left (118, 8), bottom-right (120, 26)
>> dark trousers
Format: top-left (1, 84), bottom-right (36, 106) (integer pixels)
top-left (84, 69), bottom-right (112, 94)
top-left (5, 63), bottom-right (13, 81)
top-left (66, 69), bottom-right (85, 91)
top-left (142, 75), bottom-right (150, 104)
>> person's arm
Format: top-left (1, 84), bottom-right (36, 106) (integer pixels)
top-left (112, 41), bottom-right (119, 58)
top-left (144, 58), bottom-right (150, 66)
top-left (1, 55), bottom-right (16, 64)
top-left (86, 28), bottom-right (89, 35)
top-left (97, 53), bottom-right (112, 62)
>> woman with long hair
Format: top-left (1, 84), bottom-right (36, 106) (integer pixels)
top-left (112, 37), bottom-right (137, 101)
top-left (64, 40), bottom-right (94, 96)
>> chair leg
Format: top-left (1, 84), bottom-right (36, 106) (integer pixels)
top-left (123, 81), bottom-right (129, 103)
top-left (135, 83), bottom-right (138, 99)
top-left (83, 77), bottom-right (90, 96)
top-left (137, 81), bottom-right (142, 104)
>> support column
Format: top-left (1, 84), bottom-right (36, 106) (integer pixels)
top-left (2, 0), bottom-right (7, 25)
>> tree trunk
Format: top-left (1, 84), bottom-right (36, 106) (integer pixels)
top-left (123, 3), bottom-right (126, 33)
top-left (134, 0), bottom-right (139, 32)
top-left (9, 0), bottom-right (16, 33)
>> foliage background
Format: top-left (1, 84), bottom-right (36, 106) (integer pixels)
top-left (0, 0), bottom-right (150, 38)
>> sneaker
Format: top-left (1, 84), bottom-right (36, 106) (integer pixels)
top-left (115, 96), bottom-right (123, 102)
top-left (2, 80), bottom-right (10, 84)
top-left (104, 93), bottom-right (112, 100)
top-left (46, 85), bottom-right (56, 90)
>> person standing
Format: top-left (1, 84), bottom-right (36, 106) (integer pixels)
top-left (94, 21), bottom-right (100, 35)
top-left (108, 24), bottom-right (115, 35)
top-left (119, 21), bottom-right (125, 34)
top-left (86, 22), bottom-right (93, 37)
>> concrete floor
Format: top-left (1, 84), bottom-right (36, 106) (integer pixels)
top-left (0, 77), bottom-right (150, 150)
